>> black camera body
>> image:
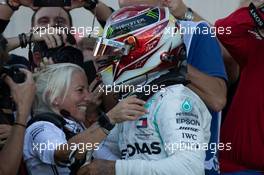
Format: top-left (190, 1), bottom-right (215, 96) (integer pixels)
top-left (1, 64), bottom-right (26, 83)
top-left (33, 0), bottom-right (71, 7)
top-left (0, 64), bottom-right (27, 110)
top-left (32, 41), bottom-right (84, 69)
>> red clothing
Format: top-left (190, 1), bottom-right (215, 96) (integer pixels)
top-left (215, 7), bottom-right (264, 172)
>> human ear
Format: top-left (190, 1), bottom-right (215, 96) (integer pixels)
top-left (52, 97), bottom-right (62, 107)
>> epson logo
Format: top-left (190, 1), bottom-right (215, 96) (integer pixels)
top-left (176, 118), bottom-right (201, 126)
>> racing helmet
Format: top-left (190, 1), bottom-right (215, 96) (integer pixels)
top-left (93, 5), bottom-right (183, 86)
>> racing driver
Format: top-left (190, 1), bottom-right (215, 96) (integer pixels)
top-left (78, 5), bottom-right (212, 175)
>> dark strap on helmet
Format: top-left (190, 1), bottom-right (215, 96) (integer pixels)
top-left (134, 45), bottom-right (190, 101)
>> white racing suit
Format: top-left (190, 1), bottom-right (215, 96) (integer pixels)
top-left (99, 84), bottom-right (212, 175)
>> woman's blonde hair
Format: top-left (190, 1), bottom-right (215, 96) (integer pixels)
top-left (33, 63), bottom-right (85, 115)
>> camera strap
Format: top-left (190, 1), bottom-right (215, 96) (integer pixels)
top-left (28, 33), bottom-right (36, 71)
top-left (249, 3), bottom-right (264, 29)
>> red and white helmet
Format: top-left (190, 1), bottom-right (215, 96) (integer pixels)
top-left (93, 5), bottom-right (183, 86)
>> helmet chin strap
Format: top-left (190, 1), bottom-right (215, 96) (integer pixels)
top-left (118, 73), bottom-right (151, 100)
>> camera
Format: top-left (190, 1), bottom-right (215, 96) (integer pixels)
top-left (33, 0), bottom-right (71, 7)
top-left (32, 41), bottom-right (84, 69)
top-left (0, 64), bottom-right (27, 110)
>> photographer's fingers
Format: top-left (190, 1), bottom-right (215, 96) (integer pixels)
top-left (61, 33), bottom-right (67, 44)
top-left (42, 57), bottom-right (53, 65)
top-left (0, 125), bottom-right (11, 139)
top-left (48, 57), bottom-right (54, 64)
top-left (53, 34), bottom-right (63, 47)
top-left (42, 35), bottom-right (53, 48)
top-left (46, 34), bottom-right (57, 48)
top-left (3, 75), bottom-right (16, 90)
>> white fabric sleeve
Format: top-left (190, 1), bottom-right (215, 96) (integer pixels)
top-left (27, 121), bottom-right (67, 165)
top-left (116, 88), bottom-right (211, 175)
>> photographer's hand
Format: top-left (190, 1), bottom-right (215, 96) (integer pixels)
top-left (33, 27), bottom-right (67, 49)
top-left (0, 124), bottom-right (12, 140)
top-left (33, 57), bottom-right (54, 73)
top-left (8, 0), bottom-right (38, 10)
top-left (0, 69), bottom-right (35, 175)
top-left (4, 69), bottom-right (36, 123)
top-left (6, 28), bottom-right (67, 52)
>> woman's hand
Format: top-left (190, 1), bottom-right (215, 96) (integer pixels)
top-left (106, 95), bottom-right (147, 124)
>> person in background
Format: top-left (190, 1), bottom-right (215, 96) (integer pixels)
top-left (0, 34), bottom-right (36, 175)
top-left (215, 0), bottom-right (264, 174)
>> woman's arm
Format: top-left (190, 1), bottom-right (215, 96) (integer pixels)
top-left (54, 95), bottom-right (147, 163)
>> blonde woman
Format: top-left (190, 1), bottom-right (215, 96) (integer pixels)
top-left (24, 63), bottom-right (147, 175)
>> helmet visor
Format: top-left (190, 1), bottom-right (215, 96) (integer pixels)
top-left (93, 37), bottom-right (130, 57)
